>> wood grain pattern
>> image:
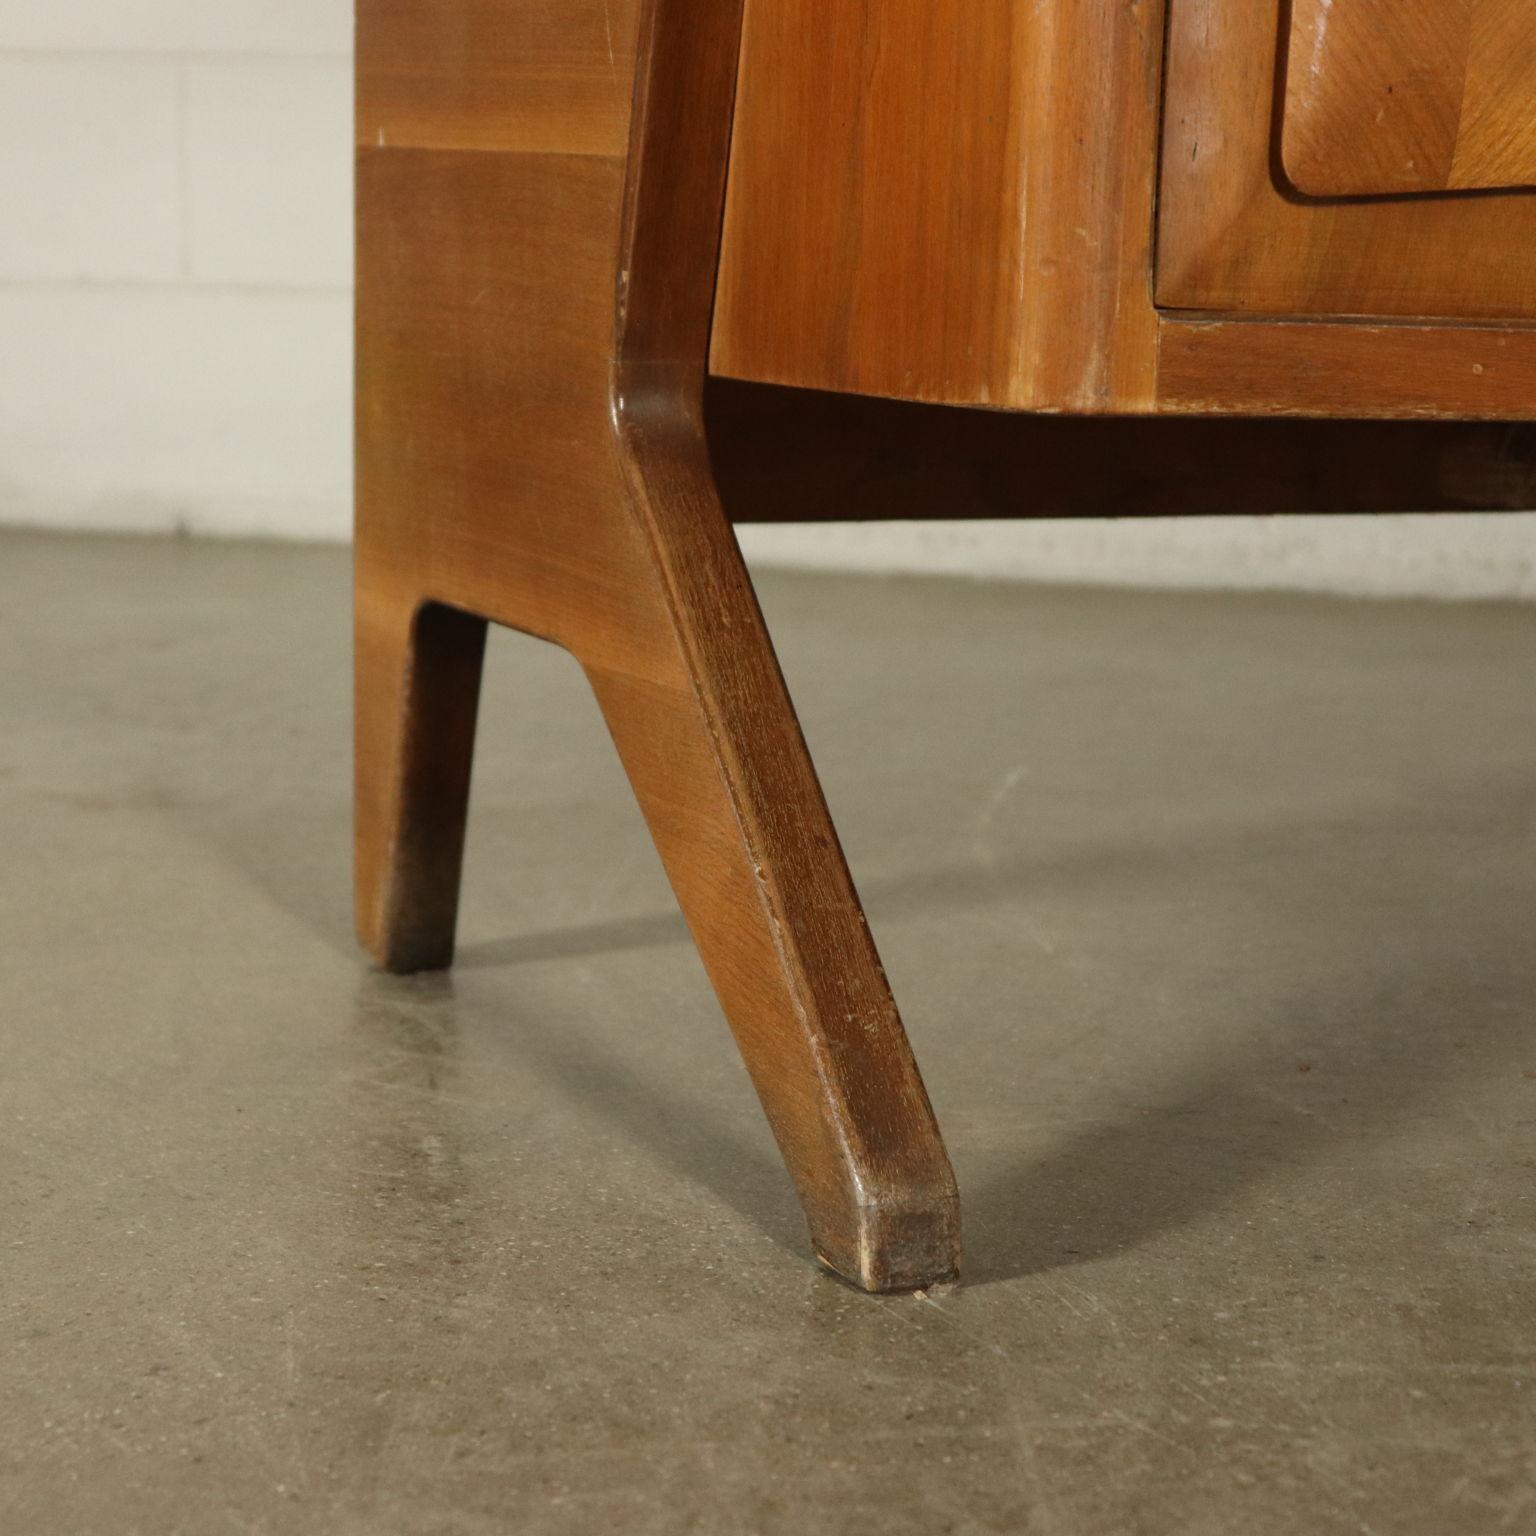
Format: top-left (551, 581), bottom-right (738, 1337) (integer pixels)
top-left (1159, 0), bottom-right (1536, 321)
top-left (357, 0), bottom-right (638, 155)
top-left (356, 0), bottom-right (959, 1291)
top-left (711, 0), bottom-right (1165, 412)
top-left (1156, 320), bottom-right (1536, 419)
top-left (1283, 0), bottom-right (1536, 196)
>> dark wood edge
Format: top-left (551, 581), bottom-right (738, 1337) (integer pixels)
top-left (705, 378), bottom-right (1536, 521)
top-left (607, 0), bottom-right (962, 1291)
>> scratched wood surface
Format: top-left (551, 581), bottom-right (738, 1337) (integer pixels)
top-left (1283, 0), bottom-right (1536, 196)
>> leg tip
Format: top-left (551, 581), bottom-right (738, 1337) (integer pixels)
top-left (370, 937), bottom-right (457, 976)
top-left (356, 914), bottom-right (456, 976)
top-left (814, 1194), bottom-right (962, 1294)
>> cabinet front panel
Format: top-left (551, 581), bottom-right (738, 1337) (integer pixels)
top-left (1283, 0), bottom-right (1536, 197)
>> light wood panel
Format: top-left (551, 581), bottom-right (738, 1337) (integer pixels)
top-left (1283, 0), bottom-right (1536, 196)
top-left (711, 0), bottom-right (1166, 412)
top-left (357, 0), bottom-right (638, 155)
top-left (1157, 320), bottom-right (1536, 418)
top-left (1159, 0), bottom-right (1536, 320)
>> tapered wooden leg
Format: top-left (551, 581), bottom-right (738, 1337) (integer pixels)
top-left (355, 591), bottom-right (486, 974)
top-left (584, 608), bottom-right (958, 1289)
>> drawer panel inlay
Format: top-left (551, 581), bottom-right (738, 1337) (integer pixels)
top-left (1283, 0), bottom-right (1536, 196)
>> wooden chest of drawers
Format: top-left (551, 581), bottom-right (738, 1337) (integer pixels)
top-left (354, 0), bottom-right (1535, 1292)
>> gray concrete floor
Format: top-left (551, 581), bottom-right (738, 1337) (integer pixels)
top-left (3, 529), bottom-right (1535, 1535)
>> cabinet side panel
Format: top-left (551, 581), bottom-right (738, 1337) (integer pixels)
top-left (357, 0), bottom-right (640, 156)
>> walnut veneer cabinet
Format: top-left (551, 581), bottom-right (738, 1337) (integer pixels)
top-left (355, 0), bottom-right (1536, 1291)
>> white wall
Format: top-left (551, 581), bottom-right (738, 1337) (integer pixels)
top-left (0, 4), bottom-right (354, 539)
top-left (2, 6), bottom-right (1533, 598)
top-left (735, 516), bottom-right (1536, 601)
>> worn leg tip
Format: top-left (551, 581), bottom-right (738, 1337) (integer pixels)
top-left (814, 1196), bottom-right (962, 1294)
top-left (357, 913), bottom-right (457, 976)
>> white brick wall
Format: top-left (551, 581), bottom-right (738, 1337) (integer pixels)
top-left (0, 5), bottom-right (1532, 596)
top-left (184, 59), bottom-right (353, 288)
top-left (0, 4), bottom-right (353, 540)
top-left (0, 1), bottom-right (351, 61)
top-left (0, 56), bottom-right (181, 281)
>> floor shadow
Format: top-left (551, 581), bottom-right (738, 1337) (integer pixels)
top-left (178, 729), bottom-right (1536, 1293)
top-left (955, 779), bottom-right (1536, 1286)
top-left (350, 966), bottom-right (805, 1257)
top-left (455, 908), bottom-right (691, 968)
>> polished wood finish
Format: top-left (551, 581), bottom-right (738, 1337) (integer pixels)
top-left (356, 0), bottom-right (959, 1292)
top-left (357, 0), bottom-right (638, 156)
top-left (712, 0), bottom-right (1165, 412)
top-left (1158, 0), bottom-right (1536, 322)
top-left (1283, 0), bottom-right (1536, 197)
top-left (1156, 321), bottom-right (1536, 420)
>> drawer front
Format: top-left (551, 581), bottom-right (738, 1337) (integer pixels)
top-left (1283, 0), bottom-right (1536, 197)
top-left (1157, 0), bottom-right (1536, 321)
